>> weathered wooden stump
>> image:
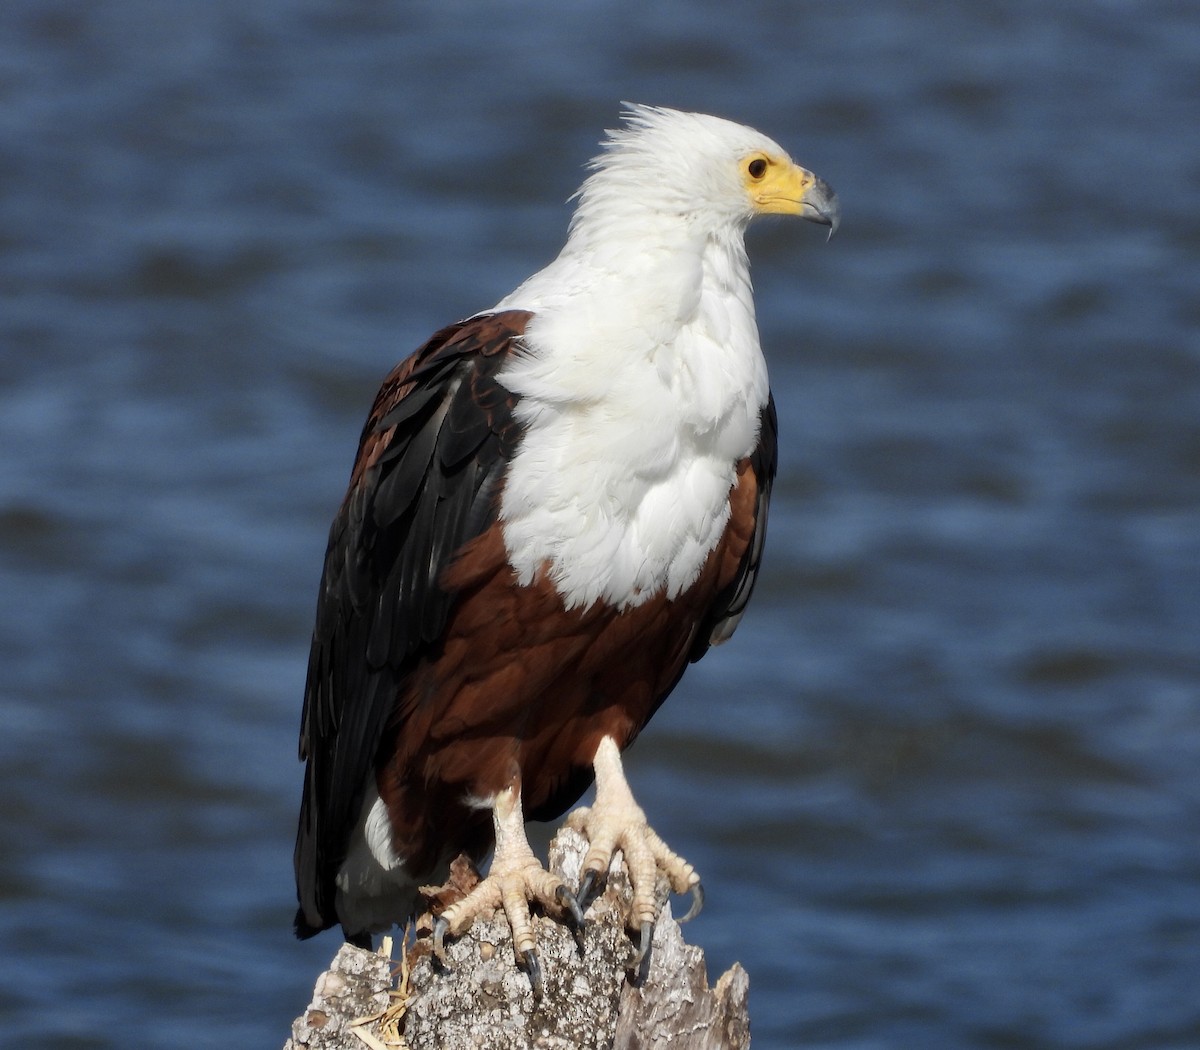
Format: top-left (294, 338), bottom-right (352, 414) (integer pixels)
top-left (285, 828), bottom-right (750, 1050)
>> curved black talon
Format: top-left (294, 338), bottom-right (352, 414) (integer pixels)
top-left (678, 882), bottom-right (704, 924)
top-left (432, 916), bottom-right (451, 966)
top-left (556, 884), bottom-right (586, 928)
top-left (577, 868), bottom-right (599, 908)
top-left (630, 919), bottom-right (654, 972)
top-left (522, 948), bottom-right (544, 999)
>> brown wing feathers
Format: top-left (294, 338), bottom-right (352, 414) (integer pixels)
top-left (294, 311), bottom-right (531, 937)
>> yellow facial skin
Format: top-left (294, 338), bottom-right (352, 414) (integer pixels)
top-left (742, 151), bottom-right (840, 232)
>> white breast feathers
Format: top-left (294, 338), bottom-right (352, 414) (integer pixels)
top-left (494, 226), bottom-right (769, 611)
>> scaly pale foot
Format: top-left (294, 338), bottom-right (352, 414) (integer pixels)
top-left (431, 781), bottom-right (583, 997)
top-left (566, 735), bottom-right (703, 969)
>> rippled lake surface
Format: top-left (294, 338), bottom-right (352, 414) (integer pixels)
top-left (1, 2), bottom-right (1197, 1047)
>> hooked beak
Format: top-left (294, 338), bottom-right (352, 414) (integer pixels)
top-left (751, 161), bottom-right (841, 239)
top-left (799, 175), bottom-right (840, 238)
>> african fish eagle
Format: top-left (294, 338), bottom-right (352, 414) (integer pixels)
top-left (293, 104), bottom-right (839, 990)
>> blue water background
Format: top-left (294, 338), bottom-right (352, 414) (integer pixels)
top-left (1, 2), bottom-right (1197, 1047)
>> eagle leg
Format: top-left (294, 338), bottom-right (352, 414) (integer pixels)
top-left (566, 735), bottom-right (703, 967)
top-left (432, 780), bottom-right (578, 998)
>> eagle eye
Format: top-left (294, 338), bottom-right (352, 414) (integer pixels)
top-left (747, 157), bottom-right (768, 180)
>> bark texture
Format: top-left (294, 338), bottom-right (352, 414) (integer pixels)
top-left (285, 828), bottom-right (750, 1050)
